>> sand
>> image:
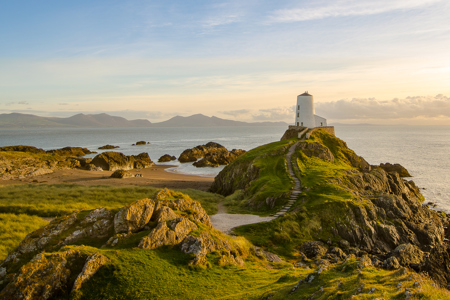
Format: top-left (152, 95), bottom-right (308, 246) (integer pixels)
top-left (0, 165), bottom-right (214, 191)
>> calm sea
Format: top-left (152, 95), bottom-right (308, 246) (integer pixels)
top-left (1, 125), bottom-right (449, 212)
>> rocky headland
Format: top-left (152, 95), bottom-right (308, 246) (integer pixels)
top-left (210, 128), bottom-right (450, 290)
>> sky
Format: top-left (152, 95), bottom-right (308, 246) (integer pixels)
top-left (1, 0), bottom-right (450, 124)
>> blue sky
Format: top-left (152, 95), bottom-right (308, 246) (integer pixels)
top-left (1, 0), bottom-right (450, 124)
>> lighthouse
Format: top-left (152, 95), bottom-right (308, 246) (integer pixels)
top-left (295, 91), bottom-right (327, 128)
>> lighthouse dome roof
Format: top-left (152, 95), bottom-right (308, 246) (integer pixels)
top-left (299, 91), bottom-right (312, 96)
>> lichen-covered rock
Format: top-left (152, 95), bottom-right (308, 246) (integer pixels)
top-left (110, 169), bottom-right (134, 178)
top-left (46, 147), bottom-right (95, 156)
top-left (358, 255), bottom-right (373, 268)
top-left (393, 243), bottom-right (424, 266)
top-left (297, 142), bottom-right (334, 162)
top-left (138, 218), bottom-right (198, 249)
top-left (114, 198), bottom-right (155, 234)
top-left (152, 206), bottom-right (178, 223)
top-left (64, 208), bottom-right (114, 244)
top-left (378, 163), bottom-right (411, 177)
top-left (0, 250), bottom-right (80, 300)
top-left (98, 144), bottom-right (119, 150)
top-left (178, 142), bottom-right (227, 163)
top-left (193, 149), bottom-right (246, 168)
top-left (91, 152), bottom-right (153, 171)
top-left (158, 154), bottom-right (176, 162)
top-left (153, 189), bottom-right (211, 227)
top-left (300, 241), bottom-right (327, 259)
top-left (384, 256), bottom-right (401, 270)
top-left (255, 247), bottom-right (284, 263)
top-left (72, 253), bottom-right (109, 292)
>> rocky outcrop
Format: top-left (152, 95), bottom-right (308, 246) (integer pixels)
top-left (280, 126), bottom-right (307, 140)
top-left (98, 144), bottom-right (119, 150)
top-left (133, 141), bottom-right (149, 146)
top-left (158, 154), bottom-right (176, 162)
top-left (0, 249), bottom-right (82, 300)
top-left (91, 151), bottom-right (154, 171)
top-left (0, 145), bottom-right (46, 154)
top-left (46, 147), bottom-right (96, 156)
top-left (114, 198), bottom-right (155, 234)
top-left (377, 162), bottom-right (412, 177)
top-left (193, 149), bottom-right (246, 168)
top-left (178, 142), bottom-right (226, 162)
top-left (110, 170), bottom-right (134, 178)
top-left (1, 188), bottom-right (244, 299)
top-left (72, 253), bottom-right (109, 292)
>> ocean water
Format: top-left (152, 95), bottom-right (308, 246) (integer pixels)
top-left (1, 125), bottom-right (449, 212)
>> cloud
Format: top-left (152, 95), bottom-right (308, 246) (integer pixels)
top-left (269, 0), bottom-right (442, 22)
top-left (4, 101), bottom-right (29, 106)
top-left (220, 109), bottom-right (251, 117)
top-left (252, 106), bottom-right (295, 121)
top-left (316, 94), bottom-right (450, 121)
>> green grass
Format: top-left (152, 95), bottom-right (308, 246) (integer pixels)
top-left (64, 245), bottom-right (302, 300)
top-left (0, 184), bottom-right (222, 218)
top-left (0, 213), bottom-right (49, 260)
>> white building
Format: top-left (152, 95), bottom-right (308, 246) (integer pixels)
top-left (294, 91), bottom-right (327, 128)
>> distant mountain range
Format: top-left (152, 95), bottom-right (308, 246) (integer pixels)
top-left (0, 113), bottom-right (287, 128)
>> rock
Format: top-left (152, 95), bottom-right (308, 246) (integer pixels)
top-left (378, 163), bottom-right (412, 177)
top-left (297, 142), bottom-right (334, 162)
top-left (300, 241), bottom-right (327, 259)
top-left (133, 141), bottom-right (149, 146)
top-left (393, 243), bottom-right (424, 266)
top-left (255, 247), bottom-right (284, 263)
top-left (0, 145), bottom-right (46, 154)
top-left (158, 154), bottom-right (176, 162)
top-left (110, 170), bottom-right (134, 178)
top-left (358, 255), bottom-right (373, 268)
top-left (72, 253), bottom-right (109, 292)
top-left (0, 250), bottom-right (80, 300)
top-left (114, 198), bottom-right (155, 234)
top-left (280, 127), bottom-right (308, 140)
top-left (85, 164), bottom-right (103, 171)
top-left (0, 267), bottom-right (6, 279)
top-left (138, 218), bottom-right (197, 250)
top-left (64, 208), bottom-right (114, 244)
top-left (384, 256), bottom-right (401, 269)
top-left (46, 147), bottom-right (96, 156)
top-left (152, 206), bottom-right (178, 223)
top-left (193, 148), bottom-right (246, 168)
top-left (152, 188), bottom-right (211, 227)
top-left (98, 144), bottom-right (119, 150)
top-left (178, 142), bottom-right (227, 163)
top-left (27, 168), bottom-right (53, 177)
top-left (91, 151), bottom-right (153, 171)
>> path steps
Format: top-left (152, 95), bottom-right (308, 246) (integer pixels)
top-left (271, 141), bottom-right (302, 217)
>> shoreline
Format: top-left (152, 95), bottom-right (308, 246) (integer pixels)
top-left (0, 164), bottom-right (215, 191)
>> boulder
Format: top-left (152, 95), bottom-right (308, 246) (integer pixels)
top-left (64, 208), bottom-right (114, 244)
top-left (178, 142), bottom-right (227, 163)
top-left (114, 198), bottom-right (156, 234)
top-left (98, 145), bottom-right (119, 150)
top-left (110, 170), bottom-right (134, 178)
top-left (393, 243), bottom-right (425, 266)
top-left (0, 145), bottom-right (45, 154)
top-left (300, 241), bottom-right (327, 259)
top-left (0, 250), bottom-right (81, 300)
top-left (133, 141), bottom-right (149, 146)
top-left (193, 148), bottom-right (246, 168)
top-left (158, 154), bottom-right (176, 162)
top-left (378, 163), bottom-right (412, 177)
top-left (46, 147), bottom-right (96, 156)
top-left (91, 152), bottom-right (153, 171)
top-left (72, 253), bottom-right (109, 292)
top-left (138, 218), bottom-right (198, 250)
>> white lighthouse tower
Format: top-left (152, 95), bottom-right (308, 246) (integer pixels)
top-left (295, 91), bottom-right (327, 128)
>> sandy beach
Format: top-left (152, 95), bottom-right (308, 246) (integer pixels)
top-left (0, 165), bottom-right (214, 191)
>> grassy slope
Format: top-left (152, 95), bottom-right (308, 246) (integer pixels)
top-left (222, 139), bottom-right (294, 215)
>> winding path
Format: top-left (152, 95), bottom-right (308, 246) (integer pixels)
top-left (210, 139), bottom-right (305, 234)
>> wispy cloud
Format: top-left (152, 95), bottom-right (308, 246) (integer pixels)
top-left (316, 94), bottom-right (450, 121)
top-left (269, 0), bottom-right (442, 22)
top-left (220, 109), bottom-right (251, 117)
top-left (252, 106), bottom-right (295, 121)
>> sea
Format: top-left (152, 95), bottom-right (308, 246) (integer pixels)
top-left (0, 125), bottom-right (449, 212)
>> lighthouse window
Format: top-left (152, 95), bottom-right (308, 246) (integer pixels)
top-left (298, 105), bottom-right (300, 110)
top-left (297, 113), bottom-right (299, 117)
